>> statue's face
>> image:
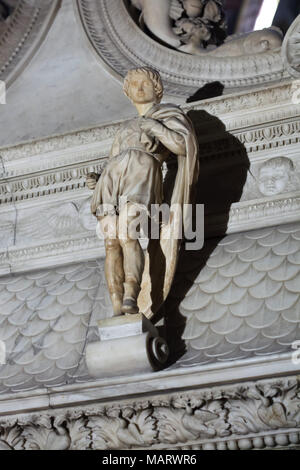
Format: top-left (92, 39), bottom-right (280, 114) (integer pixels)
top-left (183, 0), bottom-right (203, 18)
top-left (128, 73), bottom-right (157, 104)
top-left (258, 165), bottom-right (289, 196)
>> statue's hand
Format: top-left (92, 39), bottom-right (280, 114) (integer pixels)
top-left (140, 117), bottom-right (160, 136)
top-left (86, 172), bottom-right (100, 190)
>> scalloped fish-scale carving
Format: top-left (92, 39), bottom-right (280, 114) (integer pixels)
top-left (285, 272), bottom-right (300, 293)
top-left (288, 251), bottom-right (300, 265)
top-left (219, 257), bottom-right (249, 278)
top-left (253, 252), bottom-right (285, 271)
top-left (214, 283), bottom-right (246, 305)
top-left (16, 286), bottom-right (45, 302)
top-left (249, 276), bottom-right (282, 299)
top-left (6, 278), bottom-right (35, 293)
top-left (229, 293), bottom-right (264, 317)
top-left (256, 231), bottom-right (290, 247)
top-left (189, 265), bottom-right (216, 284)
top-left (181, 317), bottom-right (208, 341)
top-left (210, 312), bottom-right (243, 335)
top-left (198, 271), bottom-right (231, 294)
top-left (268, 259), bottom-right (299, 282)
top-left (245, 304), bottom-right (280, 329)
top-left (278, 224), bottom-right (300, 233)
top-left (206, 250), bottom-right (236, 269)
top-left (189, 329), bottom-right (222, 350)
top-left (223, 237), bottom-right (255, 254)
top-left (176, 222), bottom-right (300, 366)
top-left (240, 334), bottom-right (276, 352)
top-left (0, 290), bottom-right (16, 306)
top-left (265, 288), bottom-right (298, 311)
top-left (234, 266), bottom-right (265, 288)
top-left (44, 341), bottom-right (74, 361)
top-left (281, 300), bottom-right (300, 323)
top-left (254, 343), bottom-right (287, 356)
top-left (276, 329), bottom-right (300, 346)
top-left (262, 317), bottom-right (297, 339)
top-left (195, 302), bottom-right (228, 323)
top-left (0, 261), bottom-right (104, 393)
top-left (244, 227), bottom-right (274, 239)
top-left (204, 339), bottom-right (238, 358)
top-left (272, 238), bottom-right (299, 256)
top-left (225, 325), bottom-right (258, 345)
top-left (180, 288), bottom-right (212, 311)
top-left (238, 244), bottom-right (271, 263)
top-left (292, 230), bottom-right (300, 240)
top-left (215, 234), bottom-right (242, 247)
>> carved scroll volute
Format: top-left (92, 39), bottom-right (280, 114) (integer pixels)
top-left (282, 14), bottom-right (300, 78)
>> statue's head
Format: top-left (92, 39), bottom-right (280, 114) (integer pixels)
top-left (123, 67), bottom-right (163, 104)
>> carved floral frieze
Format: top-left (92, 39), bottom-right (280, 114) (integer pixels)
top-left (0, 376), bottom-right (300, 450)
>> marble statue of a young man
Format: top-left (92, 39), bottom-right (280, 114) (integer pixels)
top-left (87, 68), bottom-right (198, 317)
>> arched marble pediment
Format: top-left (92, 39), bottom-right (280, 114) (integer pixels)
top-left (282, 14), bottom-right (300, 78)
top-left (76, 0), bottom-right (296, 97)
top-left (0, 0), bottom-right (61, 86)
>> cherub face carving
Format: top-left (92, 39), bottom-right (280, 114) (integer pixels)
top-left (258, 157), bottom-right (294, 196)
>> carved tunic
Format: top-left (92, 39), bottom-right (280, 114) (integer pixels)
top-left (91, 106), bottom-right (185, 217)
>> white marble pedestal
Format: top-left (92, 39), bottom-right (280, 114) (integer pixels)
top-left (86, 314), bottom-right (169, 378)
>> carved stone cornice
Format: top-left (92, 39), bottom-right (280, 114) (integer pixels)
top-left (0, 373), bottom-right (299, 450)
top-left (0, 0), bottom-right (61, 86)
top-left (76, 0), bottom-right (291, 97)
top-left (0, 80), bottom-right (299, 273)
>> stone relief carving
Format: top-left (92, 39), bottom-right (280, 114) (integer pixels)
top-left (130, 0), bottom-right (226, 52)
top-left (169, 222), bottom-right (300, 367)
top-left (0, 260), bottom-right (113, 394)
top-left (0, 81), bottom-right (299, 274)
top-left (0, 222), bottom-right (299, 393)
top-left (241, 157), bottom-right (300, 201)
top-left (129, 0), bottom-right (282, 58)
top-left (0, 376), bottom-right (300, 449)
top-left (76, 0), bottom-right (288, 96)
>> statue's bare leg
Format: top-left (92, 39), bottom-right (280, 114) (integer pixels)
top-left (118, 202), bottom-right (145, 314)
top-left (99, 214), bottom-right (125, 316)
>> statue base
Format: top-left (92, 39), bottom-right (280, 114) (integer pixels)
top-left (86, 314), bottom-right (169, 378)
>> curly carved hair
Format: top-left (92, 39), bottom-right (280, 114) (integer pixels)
top-left (123, 67), bottom-right (164, 103)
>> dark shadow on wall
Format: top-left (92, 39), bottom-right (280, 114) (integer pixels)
top-left (155, 110), bottom-right (250, 367)
top-left (186, 82), bottom-right (225, 103)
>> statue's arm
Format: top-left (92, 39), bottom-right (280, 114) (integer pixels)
top-left (86, 134), bottom-right (119, 190)
top-left (141, 118), bottom-right (186, 155)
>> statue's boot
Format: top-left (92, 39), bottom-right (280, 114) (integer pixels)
top-left (120, 238), bottom-right (144, 314)
top-left (105, 239), bottom-right (125, 316)
top-left (121, 281), bottom-right (140, 314)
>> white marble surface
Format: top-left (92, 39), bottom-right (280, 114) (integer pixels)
top-left (0, 221), bottom-right (299, 393)
top-left (0, 0), bottom-right (135, 147)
